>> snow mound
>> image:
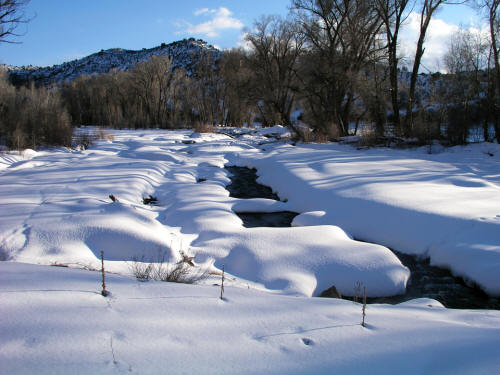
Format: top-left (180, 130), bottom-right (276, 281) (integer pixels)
top-left (0, 149), bottom-right (38, 171)
top-left (195, 225), bottom-right (409, 297)
top-left (231, 198), bottom-right (290, 213)
top-left (13, 200), bottom-right (177, 271)
top-left (256, 125), bottom-right (291, 137)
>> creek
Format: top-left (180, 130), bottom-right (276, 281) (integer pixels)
top-left (225, 165), bottom-right (500, 310)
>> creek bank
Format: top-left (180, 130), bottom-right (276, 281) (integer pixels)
top-left (225, 165), bottom-right (499, 310)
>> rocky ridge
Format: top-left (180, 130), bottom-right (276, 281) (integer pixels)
top-left (6, 38), bottom-right (220, 86)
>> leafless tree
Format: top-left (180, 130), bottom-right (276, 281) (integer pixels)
top-left (292, 0), bottom-right (385, 137)
top-left (132, 56), bottom-right (175, 127)
top-left (405, 0), bottom-right (464, 136)
top-left (190, 50), bottom-right (226, 126)
top-left (0, 0), bottom-right (31, 43)
top-left (361, 62), bottom-right (391, 137)
top-left (478, 0), bottom-right (500, 142)
top-left (376, 0), bottom-right (415, 135)
top-left (245, 15), bottom-right (304, 128)
top-left (218, 49), bottom-right (255, 127)
top-left (0, 70), bottom-right (72, 149)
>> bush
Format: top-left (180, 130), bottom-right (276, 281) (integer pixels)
top-left (73, 127), bottom-right (113, 149)
top-left (193, 121), bottom-right (216, 133)
top-left (128, 250), bottom-right (210, 284)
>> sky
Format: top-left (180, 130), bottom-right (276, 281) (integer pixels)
top-left (0, 0), bottom-right (486, 72)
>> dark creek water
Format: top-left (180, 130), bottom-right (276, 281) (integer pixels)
top-left (225, 166), bottom-right (281, 200)
top-left (225, 165), bottom-right (500, 310)
top-left (226, 166), bottom-right (298, 228)
top-left (367, 251), bottom-right (500, 310)
top-left (237, 212), bottom-right (299, 228)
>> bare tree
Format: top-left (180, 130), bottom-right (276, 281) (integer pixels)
top-left (405, 0), bottom-right (463, 136)
top-left (443, 28), bottom-right (489, 143)
top-left (0, 71), bottom-right (72, 149)
top-left (361, 61), bottom-right (391, 137)
top-left (0, 0), bottom-right (31, 43)
top-left (292, 0), bottom-right (385, 137)
top-left (132, 56), bottom-right (180, 127)
top-left (218, 49), bottom-right (255, 127)
top-left (245, 15), bottom-right (304, 128)
top-left (190, 50), bottom-right (225, 126)
top-left (376, 0), bottom-right (415, 135)
top-left (479, 0), bottom-right (500, 142)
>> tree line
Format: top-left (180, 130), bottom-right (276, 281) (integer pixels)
top-left (2, 0), bottom-right (500, 150)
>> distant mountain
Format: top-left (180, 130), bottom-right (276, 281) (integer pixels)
top-left (6, 38), bottom-right (220, 86)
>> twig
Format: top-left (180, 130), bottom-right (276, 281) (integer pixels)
top-left (101, 251), bottom-right (109, 297)
top-left (361, 286), bottom-right (367, 327)
top-left (220, 264), bottom-right (225, 300)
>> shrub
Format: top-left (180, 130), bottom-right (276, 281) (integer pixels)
top-left (128, 250), bottom-right (210, 284)
top-left (73, 127), bottom-right (113, 149)
top-left (194, 121), bottom-right (216, 133)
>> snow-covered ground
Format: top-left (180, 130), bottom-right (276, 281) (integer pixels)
top-left (2, 262), bottom-right (500, 375)
top-left (234, 138), bottom-right (500, 296)
top-left (1, 127), bottom-right (500, 373)
top-left (0, 129), bottom-right (410, 298)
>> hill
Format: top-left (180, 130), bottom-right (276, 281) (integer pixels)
top-left (6, 38), bottom-right (220, 86)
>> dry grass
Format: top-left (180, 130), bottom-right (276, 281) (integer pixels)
top-left (194, 122), bottom-right (217, 133)
top-left (73, 127), bottom-right (114, 149)
top-left (357, 129), bottom-right (379, 147)
top-left (297, 128), bottom-right (331, 143)
top-left (97, 127), bottom-right (114, 141)
top-left (128, 250), bottom-right (210, 284)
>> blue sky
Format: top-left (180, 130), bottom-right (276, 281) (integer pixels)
top-left (0, 0), bottom-right (482, 71)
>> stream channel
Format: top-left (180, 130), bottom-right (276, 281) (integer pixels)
top-left (225, 166), bottom-right (500, 310)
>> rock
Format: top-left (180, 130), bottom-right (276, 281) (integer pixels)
top-left (320, 285), bottom-right (342, 299)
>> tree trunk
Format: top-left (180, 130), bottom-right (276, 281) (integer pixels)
top-left (490, 4), bottom-right (500, 142)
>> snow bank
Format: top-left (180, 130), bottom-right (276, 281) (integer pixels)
top-left (231, 198), bottom-right (289, 213)
top-left (235, 142), bottom-right (500, 295)
top-left (256, 124), bottom-right (292, 138)
top-left (0, 149), bottom-right (38, 171)
top-left (195, 225), bottom-right (408, 297)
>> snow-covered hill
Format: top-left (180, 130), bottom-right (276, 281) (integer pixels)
top-left (6, 38), bottom-right (220, 86)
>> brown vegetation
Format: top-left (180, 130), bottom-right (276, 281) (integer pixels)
top-left (0, 69), bottom-right (72, 149)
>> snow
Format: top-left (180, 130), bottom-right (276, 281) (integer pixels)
top-left (1, 129), bottom-right (499, 296)
top-left (0, 149), bottom-right (38, 171)
top-left (7, 39), bottom-right (220, 85)
top-left (1, 262), bottom-right (499, 375)
top-left (195, 225), bottom-right (408, 297)
top-left (236, 141), bottom-right (500, 296)
top-left (1, 128), bottom-right (500, 373)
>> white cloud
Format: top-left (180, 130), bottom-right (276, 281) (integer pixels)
top-left (236, 31), bottom-right (252, 51)
top-left (399, 12), bottom-right (460, 72)
top-left (194, 8), bottom-right (216, 16)
top-left (179, 7), bottom-right (243, 38)
top-left (398, 12), bottom-right (492, 72)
